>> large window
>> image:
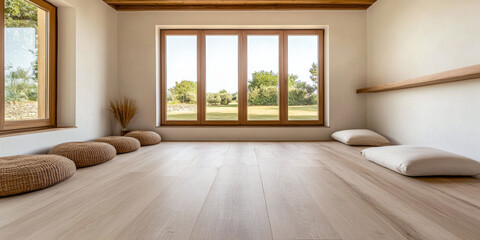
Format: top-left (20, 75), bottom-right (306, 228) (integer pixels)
top-left (0, 0), bottom-right (56, 132)
top-left (161, 30), bottom-right (324, 126)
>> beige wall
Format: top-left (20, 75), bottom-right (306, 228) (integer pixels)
top-left (118, 11), bottom-right (367, 140)
top-left (3, 0), bottom-right (476, 156)
top-left (367, 0), bottom-right (480, 160)
top-left (0, 0), bottom-right (118, 156)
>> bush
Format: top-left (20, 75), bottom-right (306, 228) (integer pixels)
top-left (169, 80), bottom-right (197, 104)
top-left (248, 71), bottom-right (278, 90)
top-left (220, 93), bottom-right (233, 105)
top-left (207, 91), bottom-right (233, 106)
top-left (294, 81), bottom-right (316, 95)
top-left (4, 67), bottom-right (38, 103)
top-left (207, 93), bottom-right (221, 105)
top-left (169, 90), bottom-right (197, 104)
top-left (184, 92), bottom-right (197, 104)
top-left (5, 82), bottom-right (37, 102)
top-left (288, 88), bottom-right (317, 106)
top-left (248, 86), bottom-right (278, 106)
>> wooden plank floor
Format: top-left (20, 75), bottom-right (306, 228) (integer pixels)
top-left (1, 142), bottom-right (479, 240)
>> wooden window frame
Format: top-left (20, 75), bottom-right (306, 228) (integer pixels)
top-left (160, 29), bottom-right (324, 127)
top-left (0, 0), bottom-right (57, 132)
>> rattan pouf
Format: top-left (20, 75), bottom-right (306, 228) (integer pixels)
top-left (0, 155), bottom-right (76, 197)
top-left (125, 131), bottom-right (161, 146)
top-left (94, 136), bottom-right (140, 154)
top-left (49, 142), bottom-right (116, 168)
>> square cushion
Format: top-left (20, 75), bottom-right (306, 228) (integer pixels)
top-left (331, 129), bottom-right (389, 146)
top-left (362, 145), bottom-right (480, 176)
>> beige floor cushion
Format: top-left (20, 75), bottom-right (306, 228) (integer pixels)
top-left (331, 129), bottom-right (389, 146)
top-left (0, 155), bottom-right (76, 197)
top-left (125, 131), bottom-right (161, 146)
top-left (362, 145), bottom-right (480, 176)
top-left (94, 136), bottom-right (141, 154)
top-left (49, 142), bottom-right (117, 168)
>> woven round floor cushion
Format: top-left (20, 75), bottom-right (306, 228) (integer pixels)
top-left (125, 131), bottom-right (161, 146)
top-left (49, 142), bottom-right (116, 168)
top-left (0, 155), bottom-right (76, 197)
top-left (94, 136), bottom-right (140, 154)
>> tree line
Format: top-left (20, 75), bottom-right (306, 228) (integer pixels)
top-left (168, 63), bottom-right (318, 106)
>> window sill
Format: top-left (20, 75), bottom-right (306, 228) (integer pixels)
top-left (0, 126), bottom-right (77, 138)
top-left (156, 125), bottom-right (330, 128)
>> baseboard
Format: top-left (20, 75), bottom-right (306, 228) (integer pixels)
top-left (162, 140), bottom-right (333, 142)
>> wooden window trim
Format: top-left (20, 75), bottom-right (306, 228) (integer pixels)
top-left (160, 29), bottom-right (324, 127)
top-left (0, 0), bottom-right (57, 131)
top-left (0, 2), bottom-right (4, 130)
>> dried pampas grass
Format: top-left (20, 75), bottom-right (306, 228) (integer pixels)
top-left (109, 97), bottom-right (137, 129)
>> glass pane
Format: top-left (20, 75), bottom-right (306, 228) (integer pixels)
top-left (5, 0), bottom-right (48, 121)
top-left (247, 35), bottom-right (279, 121)
top-left (205, 35), bottom-right (238, 121)
top-left (287, 35), bottom-right (319, 121)
top-left (165, 35), bottom-right (197, 121)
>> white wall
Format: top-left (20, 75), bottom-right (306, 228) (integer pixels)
top-left (0, 0), bottom-right (118, 156)
top-left (118, 11), bottom-right (367, 140)
top-left (367, 0), bottom-right (480, 160)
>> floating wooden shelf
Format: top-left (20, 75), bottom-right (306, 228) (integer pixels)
top-left (357, 64), bottom-right (480, 93)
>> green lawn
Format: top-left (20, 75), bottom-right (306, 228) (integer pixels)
top-left (167, 103), bottom-right (318, 121)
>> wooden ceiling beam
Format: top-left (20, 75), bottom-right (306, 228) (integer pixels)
top-left (103, 0), bottom-right (376, 11)
top-left (103, 0), bottom-right (376, 5)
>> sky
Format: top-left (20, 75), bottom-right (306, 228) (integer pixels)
top-left (7, 31), bottom-right (319, 94)
top-left (166, 34), bottom-right (318, 93)
top-left (5, 28), bottom-right (36, 75)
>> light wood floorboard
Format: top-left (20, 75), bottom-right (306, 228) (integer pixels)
top-left (190, 167), bottom-right (272, 240)
top-left (1, 142), bottom-right (479, 240)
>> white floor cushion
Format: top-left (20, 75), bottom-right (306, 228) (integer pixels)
top-left (362, 145), bottom-right (480, 176)
top-left (331, 129), bottom-right (389, 146)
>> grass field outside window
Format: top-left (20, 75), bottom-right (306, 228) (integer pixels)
top-left (167, 102), bottom-right (318, 121)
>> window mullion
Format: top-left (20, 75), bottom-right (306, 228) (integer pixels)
top-left (198, 31), bottom-right (206, 125)
top-left (239, 31), bottom-right (247, 125)
top-left (279, 31), bottom-right (288, 124)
